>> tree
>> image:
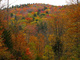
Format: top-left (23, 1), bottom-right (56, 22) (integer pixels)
top-left (10, 13), bottom-right (13, 17)
top-left (0, 36), bottom-right (12, 60)
top-left (28, 42), bottom-right (37, 60)
top-left (37, 21), bottom-right (47, 36)
top-left (0, 2), bottom-right (13, 59)
top-left (77, 0), bottom-right (78, 4)
top-left (29, 34), bottom-right (45, 58)
top-left (43, 45), bottom-right (54, 60)
top-left (69, 0), bottom-right (79, 4)
top-left (64, 4), bottom-right (80, 59)
top-left (37, 9), bottom-right (40, 15)
top-left (11, 31), bottom-right (27, 59)
top-left (2, 29), bottom-right (13, 50)
top-left (52, 37), bottom-right (63, 60)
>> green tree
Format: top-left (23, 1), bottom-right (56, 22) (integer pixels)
top-left (10, 13), bottom-right (13, 17)
top-left (2, 29), bottom-right (13, 50)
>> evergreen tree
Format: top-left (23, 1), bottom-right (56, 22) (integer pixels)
top-left (2, 29), bottom-right (13, 50)
top-left (52, 37), bottom-right (63, 60)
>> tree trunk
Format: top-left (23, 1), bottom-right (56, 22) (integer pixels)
top-left (77, 0), bottom-right (78, 4)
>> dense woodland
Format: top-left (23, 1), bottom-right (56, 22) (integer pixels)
top-left (0, 1), bottom-right (80, 60)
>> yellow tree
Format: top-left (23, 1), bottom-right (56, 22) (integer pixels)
top-left (60, 4), bottom-right (80, 60)
top-left (29, 33), bottom-right (45, 58)
top-left (66, 4), bottom-right (80, 59)
top-left (43, 45), bottom-right (54, 60)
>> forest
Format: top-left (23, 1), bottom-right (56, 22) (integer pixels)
top-left (0, 0), bottom-right (80, 60)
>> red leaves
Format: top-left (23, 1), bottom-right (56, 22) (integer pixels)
top-left (31, 12), bottom-right (34, 15)
top-left (62, 10), bottom-right (65, 13)
top-left (3, 20), bottom-right (7, 23)
top-left (0, 28), bottom-right (4, 35)
top-left (41, 11), bottom-right (44, 13)
top-left (26, 48), bottom-right (29, 52)
top-left (8, 16), bottom-right (11, 20)
top-left (47, 14), bottom-right (49, 17)
top-left (26, 25), bottom-right (37, 35)
top-left (25, 17), bottom-right (32, 20)
top-left (2, 40), bottom-right (5, 43)
top-left (26, 48), bottom-right (32, 57)
top-left (16, 13), bottom-right (21, 16)
top-left (36, 16), bottom-right (39, 19)
top-left (56, 21), bottom-right (59, 24)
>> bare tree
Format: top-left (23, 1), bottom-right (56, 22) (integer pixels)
top-left (77, 0), bottom-right (78, 4)
top-left (66, 0), bottom-right (79, 4)
top-left (7, 0), bottom-right (9, 23)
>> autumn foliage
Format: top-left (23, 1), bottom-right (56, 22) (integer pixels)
top-left (0, 2), bottom-right (80, 60)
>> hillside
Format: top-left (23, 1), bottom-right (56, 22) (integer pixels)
top-left (3, 4), bottom-right (65, 32)
top-left (0, 3), bottom-right (80, 60)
